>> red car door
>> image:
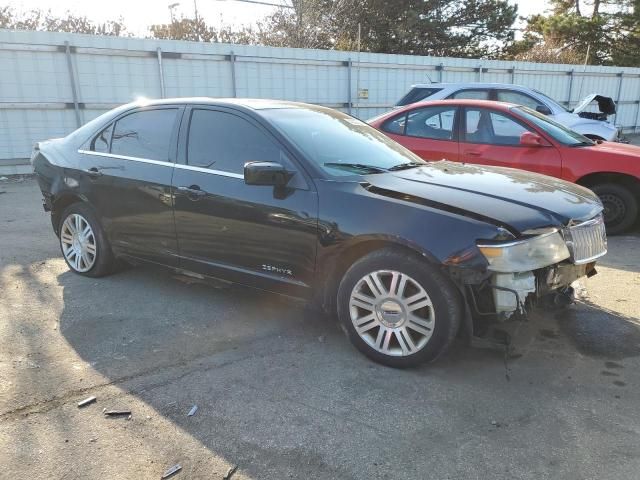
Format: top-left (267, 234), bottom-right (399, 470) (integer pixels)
top-left (380, 105), bottom-right (459, 162)
top-left (459, 107), bottom-right (562, 177)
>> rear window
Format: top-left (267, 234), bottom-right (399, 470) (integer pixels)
top-left (395, 87), bottom-right (443, 106)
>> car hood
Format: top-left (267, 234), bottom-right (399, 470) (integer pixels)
top-left (572, 94), bottom-right (616, 115)
top-left (363, 161), bottom-right (602, 235)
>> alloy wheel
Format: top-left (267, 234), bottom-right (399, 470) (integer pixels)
top-left (349, 270), bottom-right (435, 357)
top-left (60, 213), bottom-right (97, 273)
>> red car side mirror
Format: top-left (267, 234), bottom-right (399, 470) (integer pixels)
top-left (520, 132), bottom-right (545, 147)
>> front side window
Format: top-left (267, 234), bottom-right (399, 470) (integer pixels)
top-left (450, 89), bottom-right (490, 100)
top-left (110, 108), bottom-right (178, 161)
top-left (187, 109), bottom-right (285, 174)
top-left (464, 108), bottom-right (531, 146)
top-left (405, 106), bottom-right (456, 140)
top-left (496, 90), bottom-right (545, 110)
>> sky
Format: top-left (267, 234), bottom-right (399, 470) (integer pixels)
top-left (6, 0), bottom-right (550, 38)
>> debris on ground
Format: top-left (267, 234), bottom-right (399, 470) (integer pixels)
top-left (161, 463), bottom-right (182, 479)
top-left (223, 465), bottom-right (238, 480)
top-left (102, 408), bottom-right (132, 417)
top-left (187, 405), bottom-right (198, 417)
top-left (318, 335), bottom-right (325, 343)
top-left (77, 396), bottom-right (97, 408)
top-left (0, 177), bottom-right (7, 181)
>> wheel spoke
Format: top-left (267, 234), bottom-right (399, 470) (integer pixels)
top-left (64, 217), bottom-right (76, 235)
top-left (354, 312), bottom-right (376, 328)
top-left (388, 272), bottom-right (399, 296)
top-left (85, 243), bottom-right (97, 255)
top-left (356, 316), bottom-right (378, 335)
top-left (351, 292), bottom-right (376, 311)
top-left (74, 214), bottom-right (82, 233)
top-left (81, 224), bottom-right (92, 240)
top-left (407, 315), bottom-right (432, 336)
top-left (396, 328), bottom-right (416, 355)
top-left (363, 274), bottom-right (382, 298)
top-left (61, 232), bottom-right (73, 244)
top-left (82, 251), bottom-right (93, 267)
top-left (74, 252), bottom-right (82, 270)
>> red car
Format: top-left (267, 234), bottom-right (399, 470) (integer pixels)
top-left (369, 99), bottom-right (640, 234)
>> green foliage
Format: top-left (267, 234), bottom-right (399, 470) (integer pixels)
top-left (509, 0), bottom-right (640, 66)
top-left (0, 6), bottom-right (127, 36)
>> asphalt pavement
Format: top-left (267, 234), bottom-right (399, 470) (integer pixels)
top-left (1, 177), bottom-right (639, 480)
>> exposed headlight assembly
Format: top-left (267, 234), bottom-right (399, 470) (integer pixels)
top-left (477, 229), bottom-right (570, 273)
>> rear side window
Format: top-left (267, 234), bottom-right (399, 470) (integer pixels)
top-left (450, 89), bottom-right (490, 100)
top-left (91, 124), bottom-right (113, 153)
top-left (405, 106), bottom-right (456, 140)
top-left (110, 109), bottom-right (178, 161)
top-left (382, 114), bottom-right (407, 134)
top-left (395, 87), bottom-right (443, 106)
top-left (187, 109), bottom-right (285, 174)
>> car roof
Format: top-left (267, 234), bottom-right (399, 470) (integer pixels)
top-left (122, 97), bottom-right (322, 111)
top-left (408, 82), bottom-right (532, 89)
top-left (368, 99), bottom-right (520, 124)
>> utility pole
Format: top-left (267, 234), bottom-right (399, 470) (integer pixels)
top-left (194, 0), bottom-right (200, 40)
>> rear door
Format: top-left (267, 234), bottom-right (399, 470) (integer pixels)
top-left (460, 107), bottom-right (562, 177)
top-left (380, 105), bottom-right (459, 161)
top-left (78, 106), bottom-right (182, 266)
top-left (172, 106), bottom-right (318, 298)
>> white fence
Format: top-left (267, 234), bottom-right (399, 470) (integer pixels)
top-left (3, 28), bottom-right (640, 166)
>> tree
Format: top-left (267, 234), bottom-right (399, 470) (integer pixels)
top-left (255, 0), bottom-right (518, 57)
top-left (0, 7), bottom-right (127, 36)
top-left (508, 0), bottom-right (640, 66)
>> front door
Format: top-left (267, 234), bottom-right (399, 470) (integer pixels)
top-left (460, 107), bottom-right (562, 177)
top-left (172, 107), bottom-right (318, 298)
top-left (77, 106), bottom-right (182, 266)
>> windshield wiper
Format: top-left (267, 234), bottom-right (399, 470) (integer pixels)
top-left (388, 162), bottom-right (425, 171)
top-left (323, 162), bottom-right (388, 174)
top-left (569, 141), bottom-right (594, 147)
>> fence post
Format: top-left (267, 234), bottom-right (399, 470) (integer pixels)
top-left (64, 41), bottom-right (81, 128)
top-left (566, 69), bottom-right (574, 108)
top-left (510, 66), bottom-right (516, 84)
top-left (614, 71), bottom-right (624, 125)
top-left (347, 58), bottom-right (353, 115)
top-left (437, 62), bottom-right (444, 82)
top-left (156, 47), bottom-right (165, 99)
top-left (476, 65), bottom-right (483, 82)
top-left (230, 51), bottom-right (237, 98)
top-left (634, 101), bottom-right (640, 133)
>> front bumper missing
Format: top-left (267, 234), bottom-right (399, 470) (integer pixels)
top-left (467, 261), bottom-right (596, 321)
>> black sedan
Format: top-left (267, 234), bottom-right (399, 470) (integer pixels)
top-left (32, 98), bottom-right (607, 367)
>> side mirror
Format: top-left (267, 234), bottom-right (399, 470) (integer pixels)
top-left (244, 161), bottom-right (293, 187)
top-left (520, 132), bottom-right (545, 147)
top-left (535, 105), bottom-right (552, 115)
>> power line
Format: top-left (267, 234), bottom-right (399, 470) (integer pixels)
top-left (217, 0), bottom-right (294, 8)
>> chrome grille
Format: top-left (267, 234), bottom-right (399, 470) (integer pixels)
top-left (566, 215), bottom-right (607, 264)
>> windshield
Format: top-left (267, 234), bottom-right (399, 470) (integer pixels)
top-left (532, 89), bottom-right (571, 113)
top-left (513, 106), bottom-right (595, 147)
top-left (261, 107), bottom-right (426, 177)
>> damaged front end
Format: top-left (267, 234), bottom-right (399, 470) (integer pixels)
top-left (573, 94), bottom-right (616, 121)
top-left (461, 214), bottom-right (607, 324)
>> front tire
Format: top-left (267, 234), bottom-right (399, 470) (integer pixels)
top-left (592, 183), bottom-right (638, 235)
top-left (337, 248), bottom-right (462, 368)
top-left (58, 203), bottom-right (116, 277)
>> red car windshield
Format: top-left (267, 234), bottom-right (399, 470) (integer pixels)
top-left (514, 106), bottom-right (595, 147)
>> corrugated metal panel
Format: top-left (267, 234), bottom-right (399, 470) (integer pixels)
top-left (3, 28), bottom-right (640, 161)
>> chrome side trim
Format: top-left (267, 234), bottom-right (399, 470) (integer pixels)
top-left (77, 149), bottom-right (244, 179)
top-left (174, 163), bottom-right (244, 179)
top-left (77, 149), bottom-right (174, 168)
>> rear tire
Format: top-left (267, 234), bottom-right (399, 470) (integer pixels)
top-left (337, 248), bottom-right (462, 368)
top-left (58, 203), bottom-right (116, 277)
top-left (592, 183), bottom-right (638, 235)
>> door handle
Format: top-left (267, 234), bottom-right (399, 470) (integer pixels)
top-left (464, 150), bottom-right (482, 157)
top-left (84, 167), bottom-right (103, 177)
top-left (177, 185), bottom-right (206, 200)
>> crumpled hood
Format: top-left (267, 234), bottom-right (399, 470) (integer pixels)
top-left (363, 161), bottom-right (602, 235)
top-left (573, 94), bottom-right (616, 115)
